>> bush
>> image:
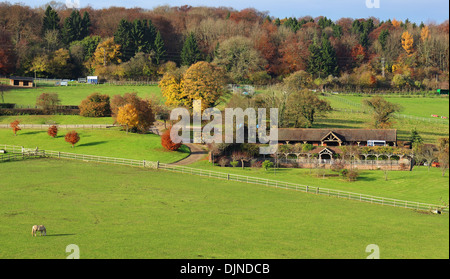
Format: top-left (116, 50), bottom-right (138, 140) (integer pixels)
top-left (36, 92), bottom-right (61, 113)
top-left (230, 160), bottom-right (239, 168)
top-left (339, 169), bottom-right (349, 177)
top-left (218, 157), bottom-right (229, 167)
top-left (262, 160), bottom-right (274, 171)
top-left (47, 125), bottom-right (58, 138)
top-left (161, 126), bottom-right (182, 151)
top-left (65, 131), bottom-right (80, 147)
top-left (79, 93), bottom-right (111, 117)
top-left (346, 169), bottom-right (359, 181)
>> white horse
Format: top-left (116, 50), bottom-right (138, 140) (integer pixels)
top-left (32, 225), bottom-right (46, 236)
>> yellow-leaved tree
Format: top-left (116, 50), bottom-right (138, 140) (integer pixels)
top-left (159, 69), bottom-right (186, 107)
top-left (183, 61), bottom-right (227, 110)
top-left (92, 37), bottom-right (122, 67)
top-left (116, 103), bottom-right (139, 134)
top-left (401, 31), bottom-right (414, 56)
top-left (420, 26), bottom-right (430, 42)
top-left (159, 61), bottom-right (227, 111)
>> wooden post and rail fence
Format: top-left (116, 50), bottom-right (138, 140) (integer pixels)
top-left (0, 143), bottom-right (447, 214)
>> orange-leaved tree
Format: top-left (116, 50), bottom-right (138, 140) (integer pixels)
top-left (161, 126), bottom-right (182, 151)
top-left (65, 131), bottom-right (80, 147)
top-left (47, 125), bottom-right (58, 138)
top-left (10, 120), bottom-right (21, 136)
top-left (116, 103), bottom-right (139, 134)
top-left (401, 31), bottom-right (414, 56)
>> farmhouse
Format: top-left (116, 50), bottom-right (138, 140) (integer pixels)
top-left (9, 76), bottom-right (34, 87)
top-left (278, 128), bottom-right (397, 147)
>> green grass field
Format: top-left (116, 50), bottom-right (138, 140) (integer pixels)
top-left (0, 159), bottom-right (448, 259)
top-left (314, 110), bottom-right (449, 143)
top-left (2, 84), bottom-right (163, 106)
top-left (0, 128), bottom-right (189, 163)
top-left (189, 160), bottom-right (449, 205)
top-left (0, 115), bottom-right (115, 125)
top-left (326, 94), bottom-right (450, 118)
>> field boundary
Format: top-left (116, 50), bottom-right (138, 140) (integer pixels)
top-left (0, 143), bottom-right (447, 213)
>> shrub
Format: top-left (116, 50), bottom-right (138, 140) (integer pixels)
top-left (161, 126), bottom-right (182, 151)
top-left (36, 92), bottom-right (61, 114)
top-left (218, 157), bottom-right (229, 167)
top-left (47, 125), bottom-right (58, 138)
top-left (79, 93), bottom-right (111, 117)
top-left (262, 160), bottom-right (274, 171)
top-left (10, 120), bottom-right (21, 136)
top-left (230, 160), bottom-right (239, 167)
top-left (346, 169), bottom-right (360, 181)
top-left (65, 131), bottom-right (80, 147)
top-left (339, 168), bottom-right (349, 178)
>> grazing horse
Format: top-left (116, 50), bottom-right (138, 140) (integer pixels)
top-left (32, 225), bottom-right (46, 236)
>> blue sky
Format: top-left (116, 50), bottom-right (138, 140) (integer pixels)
top-left (10, 0), bottom-right (450, 24)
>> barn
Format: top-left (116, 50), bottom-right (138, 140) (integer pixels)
top-left (9, 76), bottom-right (34, 87)
top-left (277, 128), bottom-right (397, 147)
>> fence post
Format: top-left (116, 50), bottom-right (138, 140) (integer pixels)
top-left (156, 161), bottom-right (159, 169)
top-left (227, 174), bottom-right (230, 180)
top-left (143, 160), bottom-right (146, 168)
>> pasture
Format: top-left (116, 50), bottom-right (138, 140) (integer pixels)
top-left (0, 128), bottom-right (189, 163)
top-left (0, 159), bottom-right (448, 259)
top-left (1, 83), bottom-right (163, 106)
top-left (189, 160), bottom-right (449, 205)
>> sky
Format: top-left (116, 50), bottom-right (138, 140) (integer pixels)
top-left (8, 0), bottom-right (450, 24)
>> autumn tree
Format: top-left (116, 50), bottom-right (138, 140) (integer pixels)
top-left (79, 93), bottom-right (111, 117)
top-left (161, 126), bottom-right (182, 151)
top-left (420, 26), bottom-right (430, 42)
top-left (116, 103), bottom-right (139, 134)
top-left (0, 30), bottom-right (16, 75)
top-left (47, 125), bottom-right (58, 138)
top-left (92, 37), bottom-right (122, 67)
top-left (401, 31), bottom-right (414, 55)
top-left (158, 68), bottom-right (185, 108)
top-left (65, 131), bottom-right (80, 147)
top-left (286, 90), bottom-right (332, 128)
top-left (182, 61), bottom-right (227, 110)
top-left (36, 92), bottom-right (61, 114)
top-left (10, 120), bottom-right (21, 136)
top-left (160, 61), bottom-right (227, 110)
top-left (363, 96), bottom-right (402, 129)
top-left (111, 93), bottom-right (155, 133)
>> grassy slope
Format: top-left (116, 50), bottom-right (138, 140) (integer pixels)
top-left (0, 159), bottom-right (448, 259)
top-left (314, 110), bottom-right (449, 143)
top-left (190, 160), bottom-right (449, 205)
top-left (328, 95), bottom-right (450, 118)
top-left (0, 128), bottom-right (188, 163)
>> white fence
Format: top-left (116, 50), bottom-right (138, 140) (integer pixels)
top-left (0, 143), bottom-right (447, 213)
